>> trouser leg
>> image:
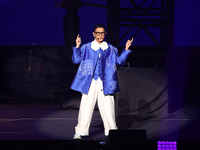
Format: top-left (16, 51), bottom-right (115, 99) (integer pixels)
top-left (75, 79), bottom-right (98, 136)
top-left (97, 80), bottom-right (118, 136)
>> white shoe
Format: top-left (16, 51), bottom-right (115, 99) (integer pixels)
top-left (73, 134), bottom-right (81, 140)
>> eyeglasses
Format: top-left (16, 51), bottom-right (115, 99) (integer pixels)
top-left (94, 32), bottom-right (106, 36)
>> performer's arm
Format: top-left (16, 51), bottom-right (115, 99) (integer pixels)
top-left (116, 38), bottom-right (134, 65)
top-left (72, 34), bottom-right (82, 64)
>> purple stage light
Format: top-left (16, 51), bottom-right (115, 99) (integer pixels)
top-left (157, 141), bottom-right (177, 150)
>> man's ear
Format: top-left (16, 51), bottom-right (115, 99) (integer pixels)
top-left (92, 32), bottom-right (95, 37)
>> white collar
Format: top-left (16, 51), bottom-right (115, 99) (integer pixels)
top-left (91, 40), bottom-right (108, 51)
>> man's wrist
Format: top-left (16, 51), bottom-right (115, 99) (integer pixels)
top-left (125, 47), bottom-right (129, 51)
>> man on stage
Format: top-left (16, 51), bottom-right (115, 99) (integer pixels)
top-left (70, 24), bottom-right (133, 139)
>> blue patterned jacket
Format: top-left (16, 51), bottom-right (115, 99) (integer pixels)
top-left (70, 40), bottom-right (132, 95)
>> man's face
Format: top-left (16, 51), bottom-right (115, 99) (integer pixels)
top-left (93, 27), bottom-right (106, 44)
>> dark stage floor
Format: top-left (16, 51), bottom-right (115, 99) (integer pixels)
top-left (0, 103), bottom-right (199, 149)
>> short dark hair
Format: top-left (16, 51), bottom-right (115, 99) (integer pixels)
top-left (93, 24), bottom-right (106, 32)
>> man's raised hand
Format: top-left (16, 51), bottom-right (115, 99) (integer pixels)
top-left (75, 34), bottom-right (81, 48)
top-left (125, 38), bottom-right (134, 51)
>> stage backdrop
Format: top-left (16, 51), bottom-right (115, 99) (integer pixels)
top-left (0, 0), bottom-right (200, 46)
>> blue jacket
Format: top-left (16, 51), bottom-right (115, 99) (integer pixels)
top-left (70, 40), bottom-right (132, 95)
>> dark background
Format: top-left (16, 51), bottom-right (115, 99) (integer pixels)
top-left (0, 0), bottom-right (200, 46)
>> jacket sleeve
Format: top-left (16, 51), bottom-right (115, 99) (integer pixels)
top-left (72, 46), bottom-right (83, 64)
top-left (116, 48), bottom-right (132, 65)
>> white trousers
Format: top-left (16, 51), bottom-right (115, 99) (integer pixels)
top-left (75, 78), bottom-right (118, 136)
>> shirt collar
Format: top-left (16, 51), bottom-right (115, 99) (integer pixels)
top-left (91, 39), bottom-right (108, 51)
